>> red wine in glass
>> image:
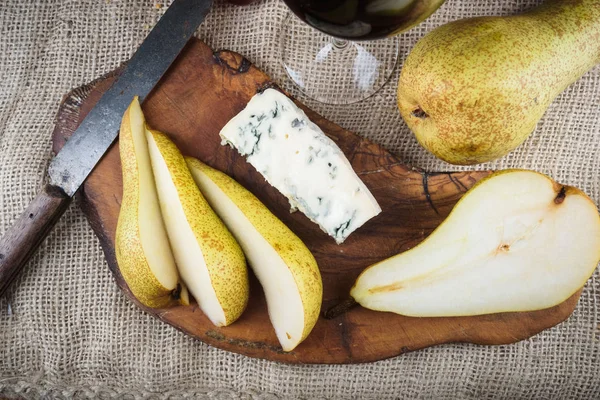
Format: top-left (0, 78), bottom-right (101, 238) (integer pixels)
top-left (283, 0), bottom-right (437, 40)
top-left (280, 0), bottom-right (445, 103)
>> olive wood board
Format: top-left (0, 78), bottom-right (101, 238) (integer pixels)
top-left (51, 39), bottom-right (580, 364)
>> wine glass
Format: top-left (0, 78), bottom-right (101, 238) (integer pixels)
top-left (280, 0), bottom-right (446, 104)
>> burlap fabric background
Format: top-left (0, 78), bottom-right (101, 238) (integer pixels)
top-left (1, 0), bottom-right (599, 398)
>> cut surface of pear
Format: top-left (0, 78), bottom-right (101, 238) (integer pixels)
top-left (115, 97), bottom-right (180, 308)
top-left (351, 170), bottom-right (600, 317)
top-left (146, 130), bottom-right (248, 327)
top-left (186, 157), bottom-right (322, 351)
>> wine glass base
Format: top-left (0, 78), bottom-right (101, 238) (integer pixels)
top-left (280, 13), bottom-right (400, 105)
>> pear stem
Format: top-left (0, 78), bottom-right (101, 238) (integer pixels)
top-left (323, 297), bottom-right (358, 320)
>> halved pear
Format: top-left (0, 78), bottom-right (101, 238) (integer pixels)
top-left (115, 97), bottom-right (181, 308)
top-left (146, 130), bottom-right (249, 327)
top-left (186, 157), bottom-right (323, 352)
top-left (351, 170), bottom-right (600, 317)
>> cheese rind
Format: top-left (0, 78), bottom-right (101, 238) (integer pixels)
top-left (219, 89), bottom-right (381, 244)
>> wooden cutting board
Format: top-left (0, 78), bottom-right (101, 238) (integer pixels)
top-left (51, 39), bottom-right (581, 364)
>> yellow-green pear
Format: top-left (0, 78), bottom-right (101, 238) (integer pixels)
top-left (146, 130), bottom-right (249, 327)
top-left (351, 170), bottom-right (600, 316)
top-left (115, 97), bottom-right (183, 308)
top-left (186, 158), bottom-right (322, 352)
top-left (398, 0), bottom-right (600, 165)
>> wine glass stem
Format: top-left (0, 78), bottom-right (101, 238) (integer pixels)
top-left (332, 38), bottom-right (349, 50)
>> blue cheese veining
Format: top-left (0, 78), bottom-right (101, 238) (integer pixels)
top-left (219, 88), bottom-right (381, 244)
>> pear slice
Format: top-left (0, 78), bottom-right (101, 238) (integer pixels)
top-left (351, 170), bottom-right (600, 317)
top-left (186, 158), bottom-right (322, 351)
top-left (115, 97), bottom-right (181, 308)
top-left (146, 130), bottom-right (248, 327)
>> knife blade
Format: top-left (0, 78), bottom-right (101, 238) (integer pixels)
top-left (0, 0), bottom-right (213, 297)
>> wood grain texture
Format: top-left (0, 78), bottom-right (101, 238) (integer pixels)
top-left (50, 39), bottom-right (581, 364)
top-left (0, 184), bottom-right (71, 297)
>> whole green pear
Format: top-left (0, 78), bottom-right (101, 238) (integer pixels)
top-left (397, 0), bottom-right (600, 165)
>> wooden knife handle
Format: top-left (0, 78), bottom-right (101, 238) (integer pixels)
top-left (0, 184), bottom-right (71, 297)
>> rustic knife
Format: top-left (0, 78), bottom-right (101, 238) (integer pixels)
top-left (0, 0), bottom-right (213, 297)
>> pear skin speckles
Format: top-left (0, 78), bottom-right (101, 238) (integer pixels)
top-left (115, 97), bottom-right (180, 309)
top-left (149, 131), bottom-right (249, 326)
top-left (397, 1), bottom-right (600, 165)
top-left (186, 157), bottom-right (322, 342)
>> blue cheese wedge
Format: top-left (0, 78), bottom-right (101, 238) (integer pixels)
top-left (219, 88), bottom-right (381, 244)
